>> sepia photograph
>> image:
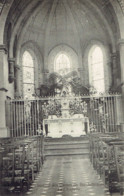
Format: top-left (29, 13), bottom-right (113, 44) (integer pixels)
top-left (0, 0), bottom-right (124, 195)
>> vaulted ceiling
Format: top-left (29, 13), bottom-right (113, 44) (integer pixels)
top-left (3, 0), bottom-right (122, 58)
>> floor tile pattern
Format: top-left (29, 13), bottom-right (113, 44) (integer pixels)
top-left (24, 156), bottom-right (113, 196)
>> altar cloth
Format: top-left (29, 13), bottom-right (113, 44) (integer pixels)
top-left (43, 116), bottom-right (89, 138)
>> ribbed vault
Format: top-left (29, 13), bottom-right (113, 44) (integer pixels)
top-left (3, 0), bottom-right (122, 59)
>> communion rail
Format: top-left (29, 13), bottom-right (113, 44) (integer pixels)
top-left (5, 94), bottom-right (122, 137)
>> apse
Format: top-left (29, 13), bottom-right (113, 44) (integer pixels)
top-left (0, 1), bottom-right (124, 195)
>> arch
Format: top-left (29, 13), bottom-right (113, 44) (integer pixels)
top-left (48, 44), bottom-right (79, 73)
top-left (88, 45), bottom-right (105, 93)
top-left (54, 52), bottom-right (71, 75)
top-left (22, 51), bottom-right (35, 98)
top-left (5, 0), bottom-right (121, 59)
top-left (111, 0), bottom-right (124, 38)
top-left (0, 0), bottom-right (123, 56)
top-left (0, 0), bottom-right (14, 44)
top-left (17, 41), bottom-right (43, 96)
top-left (4, 0), bottom-right (43, 57)
top-left (83, 40), bottom-right (112, 92)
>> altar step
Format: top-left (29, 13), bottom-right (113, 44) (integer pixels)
top-left (45, 136), bottom-right (87, 142)
top-left (44, 137), bottom-right (89, 157)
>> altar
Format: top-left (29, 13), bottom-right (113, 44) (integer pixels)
top-left (42, 95), bottom-right (89, 138)
top-left (43, 114), bottom-right (89, 138)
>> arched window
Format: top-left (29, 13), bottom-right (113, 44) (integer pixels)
top-left (89, 46), bottom-right (105, 93)
top-left (22, 51), bottom-right (35, 98)
top-left (54, 52), bottom-right (71, 75)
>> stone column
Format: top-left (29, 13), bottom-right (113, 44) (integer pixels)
top-left (14, 64), bottom-right (20, 97)
top-left (0, 45), bottom-right (10, 137)
top-left (119, 40), bottom-right (124, 94)
top-left (118, 39), bottom-right (124, 130)
top-left (78, 67), bottom-right (84, 84)
top-left (43, 69), bottom-right (49, 84)
top-left (111, 53), bottom-right (117, 87)
top-left (8, 58), bottom-right (15, 83)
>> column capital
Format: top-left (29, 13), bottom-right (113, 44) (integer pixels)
top-left (43, 69), bottom-right (49, 74)
top-left (0, 45), bottom-right (8, 54)
top-left (0, 88), bottom-right (8, 92)
top-left (118, 39), bottom-right (124, 46)
top-left (15, 64), bottom-right (20, 70)
top-left (8, 58), bottom-right (15, 62)
top-left (111, 52), bottom-right (117, 58)
top-left (78, 67), bottom-right (83, 72)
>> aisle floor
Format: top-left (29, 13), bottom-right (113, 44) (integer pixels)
top-left (25, 156), bottom-right (118, 196)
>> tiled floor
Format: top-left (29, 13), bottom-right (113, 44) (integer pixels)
top-left (25, 156), bottom-right (114, 196)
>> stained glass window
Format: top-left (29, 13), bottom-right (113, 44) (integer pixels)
top-left (22, 51), bottom-right (35, 98)
top-left (89, 46), bottom-right (105, 93)
top-left (54, 53), bottom-right (71, 75)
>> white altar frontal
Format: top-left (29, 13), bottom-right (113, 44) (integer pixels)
top-left (43, 114), bottom-right (89, 138)
top-left (43, 96), bottom-right (89, 138)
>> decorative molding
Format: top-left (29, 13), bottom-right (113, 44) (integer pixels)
top-left (121, 82), bottom-right (124, 86)
top-left (0, 0), bottom-right (7, 15)
top-left (78, 68), bottom-right (83, 72)
top-left (15, 64), bottom-right (20, 70)
top-left (0, 88), bottom-right (8, 92)
top-left (111, 52), bottom-right (117, 58)
top-left (0, 45), bottom-right (8, 54)
top-left (8, 58), bottom-right (15, 62)
top-left (118, 39), bottom-right (124, 45)
top-left (43, 69), bottom-right (49, 74)
top-left (117, 0), bottom-right (124, 15)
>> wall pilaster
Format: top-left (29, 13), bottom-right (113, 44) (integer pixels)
top-left (8, 58), bottom-right (15, 83)
top-left (118, 39), bottom-right (124, 130)
top-left (0, 45), bottom-right (10, 137)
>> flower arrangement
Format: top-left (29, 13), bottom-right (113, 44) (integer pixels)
top-left (41, 99), bottom-right (61, 118)
top-left (69, 98), bottom-right (87, 116)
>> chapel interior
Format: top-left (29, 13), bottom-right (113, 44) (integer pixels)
top-left (0, 0), bottom-right (124, 195)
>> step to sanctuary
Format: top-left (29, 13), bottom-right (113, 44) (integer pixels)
top-left (44, 136), bottom-right (89, 157)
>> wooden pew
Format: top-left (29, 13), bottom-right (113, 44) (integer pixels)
top-left (0, 136), bottom-right (44, 194)
top-left (114, 144), bottom-right (124, 195)
top-left (88, 133), bottom-right (124, 194)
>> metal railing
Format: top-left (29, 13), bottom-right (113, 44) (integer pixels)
top-left (5, 93), bottom-right (122, 137)
top-left (88, 93), bottom-right (122, 133)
